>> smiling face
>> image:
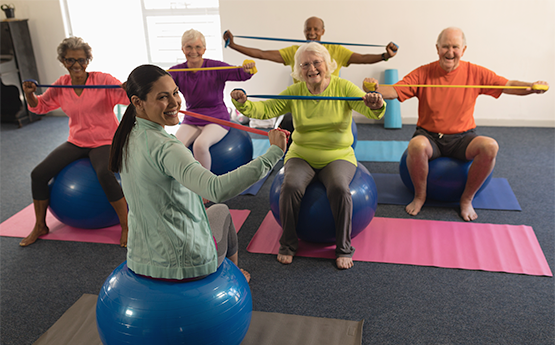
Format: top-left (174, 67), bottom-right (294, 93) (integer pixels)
top-left (436, 28), bottom-right (467, 73)
top-left (182, 37), bottom-right (206, 65)
top-left (304, 17), bottom-right (325, 41)
top-left (300, 51), bottom-right (328, 86)
top-left (63, 49), bottom-right (88, 79)
top-left (134, 75), bottom-right (181, 127)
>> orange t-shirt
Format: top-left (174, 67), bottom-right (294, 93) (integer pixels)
top-left (394, 61), bottom-right (509, 134)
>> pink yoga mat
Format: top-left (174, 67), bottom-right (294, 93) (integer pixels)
top-left (0, 204), bottom-right (250, 245)
top-left (248, 212), bottom-right (552, 277)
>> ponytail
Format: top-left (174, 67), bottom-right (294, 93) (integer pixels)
top-left (109, 104), bottom-right (136, 172)
top-left (108, 64), bottom-right (170, 173)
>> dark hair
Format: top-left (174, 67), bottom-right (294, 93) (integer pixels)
top-left (109, 64), bottom-right (170, 172)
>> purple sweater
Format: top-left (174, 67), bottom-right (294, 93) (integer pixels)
top-left (169, 59), bottom-right (253, 129)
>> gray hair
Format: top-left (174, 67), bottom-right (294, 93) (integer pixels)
top-left (436, 27), bottom-right (467, 47)
top-left (291, 42), bottom-right (337, 82)
top-left (181, 29), bottom-right (206, 48)
top-left (57, 37), bottom-right (92, 63)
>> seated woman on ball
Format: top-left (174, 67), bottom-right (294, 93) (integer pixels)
top-left (20, 37), bottom-right (129, 247)
top-left (109, 64), bottom-right (287, 281)
top-left (231, 42), bottom-right (386, 270)
top-left (169, 29), bottom-right (256, 177)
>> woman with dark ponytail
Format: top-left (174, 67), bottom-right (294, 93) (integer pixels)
top-left (109, 64), bottom-right (287, 281)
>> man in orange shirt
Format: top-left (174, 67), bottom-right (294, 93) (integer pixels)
top-left (366, 27), bottom-right (549, 221)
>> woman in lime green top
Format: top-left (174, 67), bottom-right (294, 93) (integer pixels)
top-left (231, 42), bottom-right (385, 269)
top-left (109, 65), bottom-right (287, 281)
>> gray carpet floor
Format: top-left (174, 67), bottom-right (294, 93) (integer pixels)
top-left (1, 116), bottom-right (554, 344)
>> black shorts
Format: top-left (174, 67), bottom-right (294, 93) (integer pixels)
top-left (412, 127), bottom-right (478, 161)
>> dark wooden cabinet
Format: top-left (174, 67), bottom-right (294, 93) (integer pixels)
top-left (1, 19), bottom-right (41, 127)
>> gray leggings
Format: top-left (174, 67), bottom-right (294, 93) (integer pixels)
top-left (31, 142), bottom-right (123, 201)
top-left (279, 158), bottom-right (356, 258)
top-left (206, 204), bottom-right (239, 267)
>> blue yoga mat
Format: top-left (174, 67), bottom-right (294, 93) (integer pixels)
top-left (373, 173), bottom-right (521, 211)
top-left (252, 139), bottom-right (271, 159)
top-left (252, 139), bottom-right (408, 162)
top-left (244, 140), bottom-right (279, 195)
top-left (241, 171), bottom-right (271, 196)
top-left (355, 141), bottom-right (409, 162)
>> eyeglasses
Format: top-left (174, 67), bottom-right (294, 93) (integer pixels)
top-left (300, 60), bottom-right (323, 70)
top-left (64, 58), bottom-right (88, 66)
top-left (184, 45), bottom-right (205, 52)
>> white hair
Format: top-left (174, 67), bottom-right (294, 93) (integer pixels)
top-left (181, 29), bottom-right (206, 48)
top-left (291, 42), bottom-right (337, 82)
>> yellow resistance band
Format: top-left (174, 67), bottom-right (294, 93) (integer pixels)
top-left (363, 81), bottom-right (549, 92)
top-left (167, 59), bottom-right (257, 75)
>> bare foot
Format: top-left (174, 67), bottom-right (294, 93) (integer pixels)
top-left (120, 225), bottom-right (128, 248)
top-left (336, 257), bottom-right (354, 270)
top-left (460, 200), bottom-right (478, 221)
top-left (277, 254), bottom-right (293, 265)
top-left (240, 268), bottom-right (251, 283)
top-left (19, 225), bottom-right (49, 247)
top-left (405, 196), bottom-right (426, 216)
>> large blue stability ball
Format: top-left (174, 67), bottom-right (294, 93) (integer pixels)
top-left (191, 127), bottom-right (253, 175)
top-left (48, 158), bottom-right (119, 229)
top-left (399, 150), bottom-right (492, 202)
top-left (351, 120), bottom-right (358, 149)
top-left (269, 163), bottom-right (377, 243)
top-left (96, 258), bottom-right (252, 345)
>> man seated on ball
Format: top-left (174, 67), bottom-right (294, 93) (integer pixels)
top-left (365, 27), bottom-right (549, 221)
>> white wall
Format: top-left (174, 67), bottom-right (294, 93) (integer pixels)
top-left (220, 0), bottom-right (555, 127)
top-left (65, 0), bottom-right (149, 82)
top-left (11, 0), bottom-right (555, 126)
top-left (11, 0), bottom-right (67, 115)
top-left (12, 0), bottom-right (148, 83)
top-left (11, 1), bottom-right (66, 100)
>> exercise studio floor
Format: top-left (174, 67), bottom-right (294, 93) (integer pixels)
top-left (1, 116), bottom-right (553, 345)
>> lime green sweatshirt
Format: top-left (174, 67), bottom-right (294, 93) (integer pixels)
top-left (233, 76), bottom-right (385, 168)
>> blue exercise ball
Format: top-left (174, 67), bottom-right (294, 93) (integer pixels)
top-left (190, 127), bottom-right (253, 175)
top-left (351, 120), bottom-right (358, 150)
top-left (269, 163), bottom-right (377, 243)
top-left (48, 158), bottom-right (120, 229)
top-left (399, 150), bottom-right (493, 202)
top-left (96, 258), bottom-right (252, 345)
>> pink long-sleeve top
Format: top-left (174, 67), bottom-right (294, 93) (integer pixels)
top-left (29, 72), bottom-right (129, 148)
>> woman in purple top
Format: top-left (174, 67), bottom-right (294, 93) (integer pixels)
top-left (169, 29), bottom-right (256, 174)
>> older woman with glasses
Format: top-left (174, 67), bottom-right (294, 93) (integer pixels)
top-left (231, 42), bottom-right (386, 270)
top-left (21, 36), bottom-right (129, 247)
top-left (169, 29), bottom-right (256, 180)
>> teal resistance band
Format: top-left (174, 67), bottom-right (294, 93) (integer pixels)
top-left (247, 94), bottom-right (364, 101)
top-left (233, 88), bottom-right (379, 101)
top-left (224, 31), bottom-right (394, 48)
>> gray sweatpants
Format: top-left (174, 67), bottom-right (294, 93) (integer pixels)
top-left (279, 158), bottom-right (356, 258)
top-left (206, 204), bottom-right (239, 267)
